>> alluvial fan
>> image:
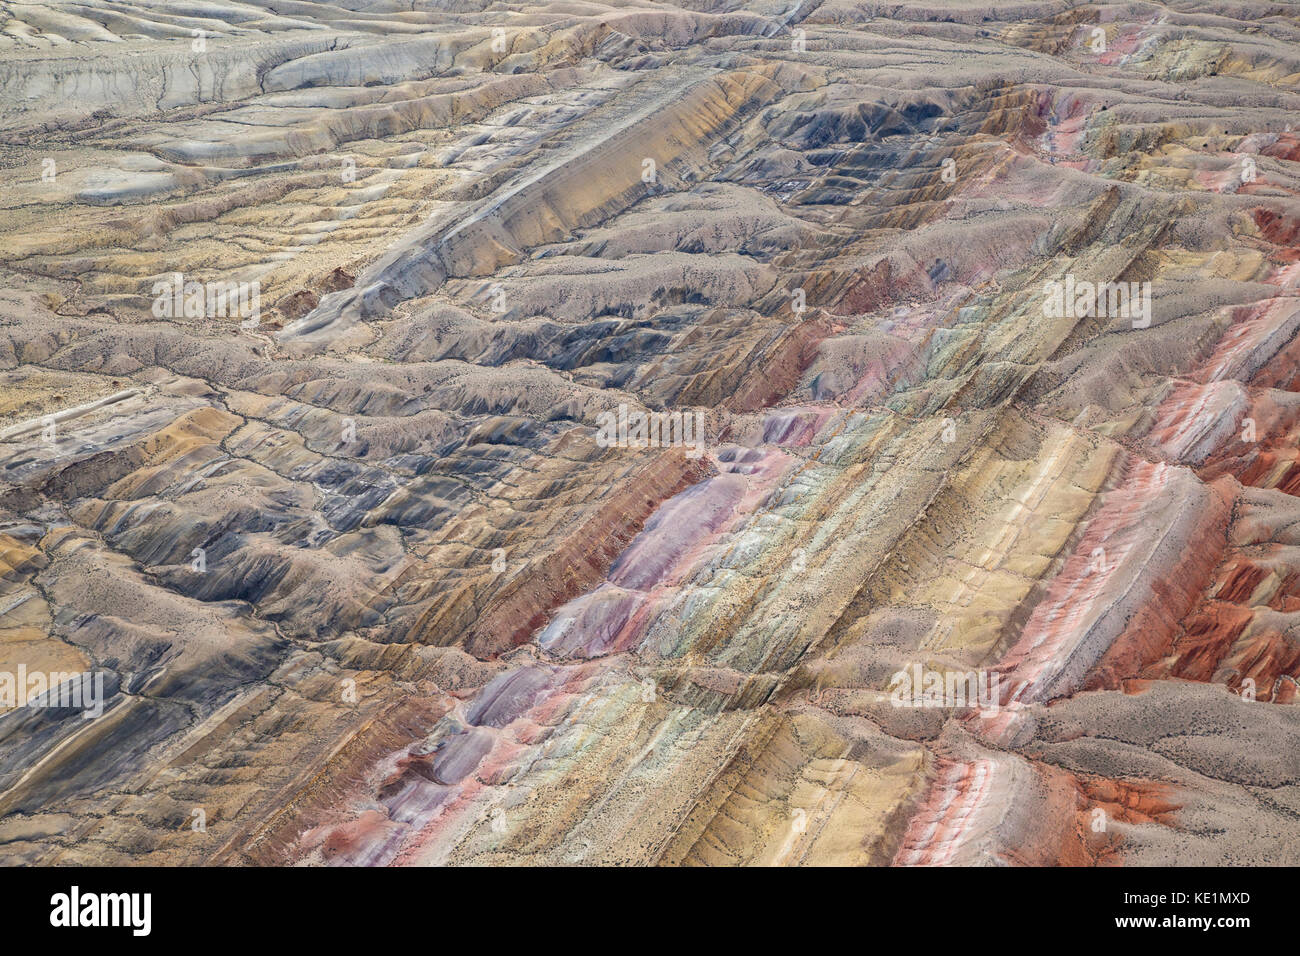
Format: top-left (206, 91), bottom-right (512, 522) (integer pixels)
top-left (1, 0), bottom-right (1299, 867)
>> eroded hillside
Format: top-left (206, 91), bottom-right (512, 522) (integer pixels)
top-left (1, 0), bottom-right (1299, 866)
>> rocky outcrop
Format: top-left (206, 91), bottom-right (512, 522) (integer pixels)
top-left (2, 0), bottom-right (1299, 867)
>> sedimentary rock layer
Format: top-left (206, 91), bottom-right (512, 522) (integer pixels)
top-left (1, 0), bottom-right (1299, 866)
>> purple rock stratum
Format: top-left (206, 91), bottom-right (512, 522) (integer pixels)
top-left (1, 0), bottom-right (1300, 868)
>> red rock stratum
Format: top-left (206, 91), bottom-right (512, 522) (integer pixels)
top-left (1, 0), bottom-right (1299, 867)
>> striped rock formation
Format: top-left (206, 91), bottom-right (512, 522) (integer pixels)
top-left (1, 0), bottom-right (1299, 866)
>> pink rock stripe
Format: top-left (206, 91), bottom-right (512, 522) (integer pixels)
top-left (893, 757), bottom-right (998, 866)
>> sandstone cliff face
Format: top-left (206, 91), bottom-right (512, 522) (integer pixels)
top-left (1, 0), bottom-right (1299, 866)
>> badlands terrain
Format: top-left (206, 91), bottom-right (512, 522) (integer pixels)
top-left (0, 0), bottom-right (1299, 867)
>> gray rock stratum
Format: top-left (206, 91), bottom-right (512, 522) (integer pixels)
top-left (1, 0), bottom-right (1300, 865)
